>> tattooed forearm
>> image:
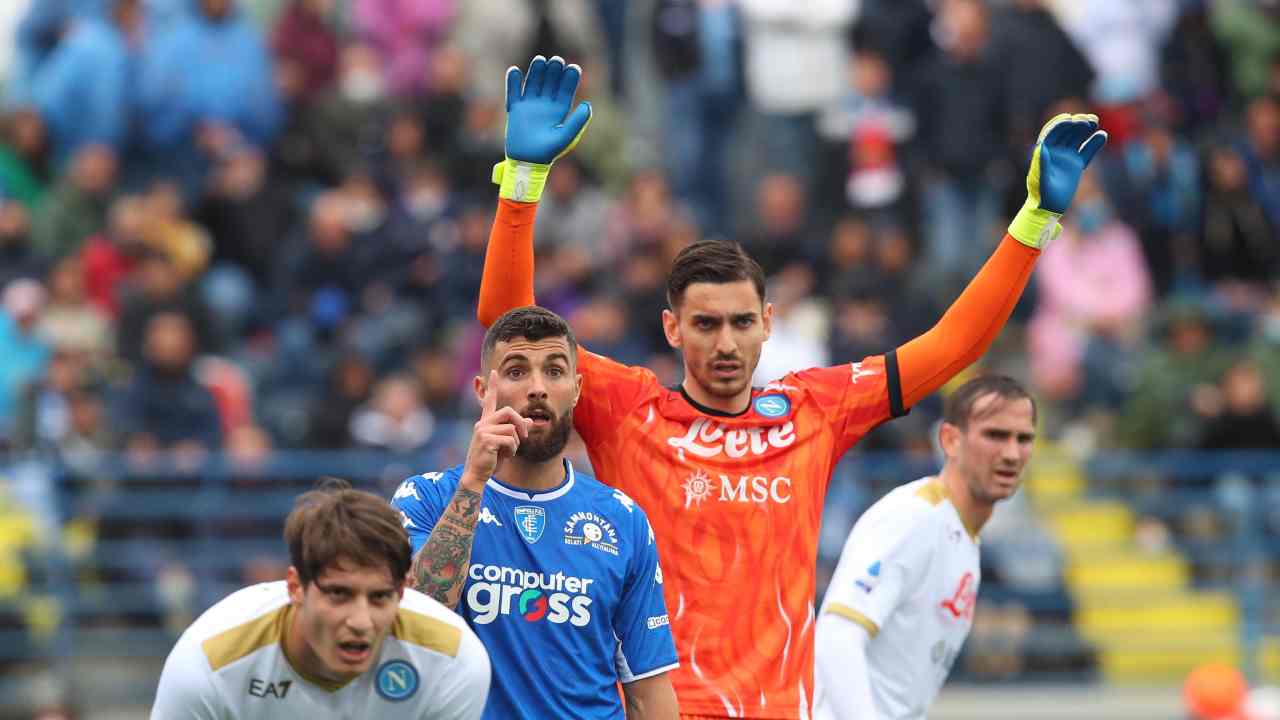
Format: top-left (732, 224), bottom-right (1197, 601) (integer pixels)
top-left (412, 486), bottom-right (483, 608)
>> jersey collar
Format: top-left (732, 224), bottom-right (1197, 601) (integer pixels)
top-left (485, 459), bottom-right (576, 502)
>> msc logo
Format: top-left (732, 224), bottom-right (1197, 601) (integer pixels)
top-left (513, 505), bottom-right (545, 544)
top-left (668, 418), bottom-right (796, 460)
top-left (564, 512), bottom-right (619, 555)
top-left (753, 394), bottom-right (791, 418)
top-left (375, 660), bottom-right (419, 702)
top-left (466, 563), bottom-right (594, 626)
top-left (681, 469), bottom-right (793, 508)
top-left (478, 506), bottom-right (503, 527)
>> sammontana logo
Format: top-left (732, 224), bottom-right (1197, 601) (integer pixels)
top-left (563, 511), bottom-right (619, 555)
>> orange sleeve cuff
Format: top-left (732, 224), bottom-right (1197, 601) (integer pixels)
top-left (477, 199), bottom-right (538, 327)
top-left (896, 235), bottom-right (1039, 408)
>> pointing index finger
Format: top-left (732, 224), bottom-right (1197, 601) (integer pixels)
top-left (482, 370), bottom-right (499, 417)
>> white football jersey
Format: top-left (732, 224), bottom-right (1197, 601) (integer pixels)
top-left (151, 581), bottom-right (491, 720)
top-left (815, 477), bottom-right (981, 720)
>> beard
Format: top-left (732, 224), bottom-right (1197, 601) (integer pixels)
top-left (516, 409), bottom-right (572, 463)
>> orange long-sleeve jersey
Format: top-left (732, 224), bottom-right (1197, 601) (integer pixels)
top-left (477, 199), bottom-right (1039, 718)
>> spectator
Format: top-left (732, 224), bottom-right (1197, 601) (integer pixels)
top-left (80, 194), bottom-right (148, 318)
top-left (137, 0), bottom-right (280, 191)
top-left (196, 147), bottom-right (295, 296)
top-left (1199, 143), bottom-right (1276, 308)
top-left (307, 42), bottom-right (394, 185)
top-left (1198, 359), bottom-right (1280, 454)
top-left (275, 191), bottom-right (366, 329)
top-left (116, 250), bottom-right (215, 365)
top-left (1211, 0), bottom-right (1280, 101)
top-left (1028, 168), bottom-right (1152, 410)
top-left (1107, 113), bottom-right (1201, 295)
top-left (0, 279), bottom-right (51, 440)
top-left (0, 108), bottom-right (52, 209)
top-left (534, 156), bottom-right (611, 262)
top-left (30, 143), bottom-right (117, 261)
top-left (111, 310), bottom-right (222, 462)
top-left (655, 0), bottom-right (743, 234)
top-left (305, 353), bottom-right (374, 448)
top-left (753, 264), bottom-right (829, 384)
top-left (29, 0), bottom-right (141, 161)
top-left (1054, 0), bottom-right (1179, 133)
top-left (139, 179), bottom-right (212, 284)
top-left (739, 0), bottom-right (858, 177)
top-left (36, 255), bottom-right (115, 362)
top-left (740, 173), bottom-right (823, 276)
top-left (1160, 2), bottom-right (1230, 132)
top-left (0, 200), bottom-right (44, 291)
top-left (910, 0), bottom-right (1008, 295)
top-left (1239, 95), bottom-right (1280, 231)
top-left (270, 0), bottom-right (338, 103)
top-left (990, 0), bottom-right (1093, 153)
top-left (352, 0), bottom-right (454, 98)
top-left (1119, 300), bottom-right (1234, 449)
top-left (816, 43), bottom-right (917, 222)
top-left (348, 372), bottom-right (434, 452)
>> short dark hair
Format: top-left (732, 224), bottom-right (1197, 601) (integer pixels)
top-left (666, 240), bottom-right (766, 309)
top-left (943, 375), bottom-right (1037, 429)
top-left (481, 306), bottom-right (577, 368)
top-left (284, 477), bottom-right (411, 586)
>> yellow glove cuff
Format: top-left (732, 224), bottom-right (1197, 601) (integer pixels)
top-left (492, 158), bottom-right (551, 203)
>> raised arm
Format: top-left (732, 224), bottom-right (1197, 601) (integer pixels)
top-left (896, 113), bottom-right (1107, 408)
top-left (478, 55), bottom-right (592, 327)
top-left (410, 371), bottom-right (531, 607)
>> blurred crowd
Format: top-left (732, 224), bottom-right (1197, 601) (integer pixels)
top-left (0, 0), bottom-right (1279, 697)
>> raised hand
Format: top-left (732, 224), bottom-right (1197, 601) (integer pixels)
top-left (461, 370), bottom-right (533, 487)
top-left (493, 55), bottom-right (593, 203)
top-left (1009, 113), bottom-right (1109, 249)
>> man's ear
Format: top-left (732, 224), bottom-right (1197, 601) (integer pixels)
top-left (286, 566), bottom-right (305, 605)
top-left (939, 422), bottom-right (962, 460)
top-left (662, 308), bottom-right (681, 349)
top-left (473, 374), bottom-right (486, 405)
top-left (761, 302), bottom-right (774, 340)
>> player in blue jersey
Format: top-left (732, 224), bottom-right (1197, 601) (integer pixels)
top-left (392, 306), bottom-right (680, 720)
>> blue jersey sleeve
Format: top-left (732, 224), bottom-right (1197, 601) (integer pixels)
top-left (612, 508), bottom-right (679, 682)
top-left (390, 470), bottom-right (455, 555)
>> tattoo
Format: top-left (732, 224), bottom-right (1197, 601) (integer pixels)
top-left (411, 486), bottom-right (483, 608)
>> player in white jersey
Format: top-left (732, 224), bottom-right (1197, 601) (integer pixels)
top-left (813, 376), bottom-right (1038, 720)
top-left (151, 480), bottom-right (491, 719)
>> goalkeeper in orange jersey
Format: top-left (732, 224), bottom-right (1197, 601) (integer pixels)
top-left (478, 55), bottom-right (1106, 719)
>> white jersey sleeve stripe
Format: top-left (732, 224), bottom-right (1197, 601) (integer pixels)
top-left (824, 602), bottom-right (880, 638)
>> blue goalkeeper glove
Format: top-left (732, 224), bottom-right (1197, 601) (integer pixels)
top-left (1008, 113), bottom-right (1108, 249)
top-left (492, 55), bottom-right (593, 203)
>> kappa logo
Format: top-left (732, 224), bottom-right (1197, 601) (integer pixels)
top-left (398, 511), bottom-right (416, 530)
top-left (392, 481), bottom-right (420, 503)
top-left (478, 506), bottom-right (504, 527)
top-left (513, 506), bottom-right (545, 544)
top-left (668, 418), bottom-right (796, 460)
top-left (612, 489), bottom-right (635, 513)
top-left (680, 469), bottom-right (793, 508)
top-left (564, 511), bottom-right (619, 555)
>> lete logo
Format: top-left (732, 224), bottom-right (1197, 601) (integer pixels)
top-left (941, 571), bottom-right (978, 621)
top-left (667, 418), bottom-right (796, 460)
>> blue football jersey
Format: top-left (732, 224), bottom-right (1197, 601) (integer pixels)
top-left (392, 459), bottom-right (678, 720)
